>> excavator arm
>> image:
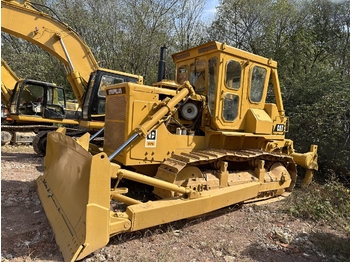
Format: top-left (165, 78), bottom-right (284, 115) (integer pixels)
top-left (1, 58), bottom-right (19, 108)
top-left (1, 0), bottom-right (99, 106)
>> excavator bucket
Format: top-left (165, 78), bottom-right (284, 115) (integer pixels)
top-left (36, 130), bottom-right (112, 261)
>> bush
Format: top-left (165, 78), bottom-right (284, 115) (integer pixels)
top-left (282, 179), bottom-right (350, 234)
top-left (285, 77), bottom-right (350, 186)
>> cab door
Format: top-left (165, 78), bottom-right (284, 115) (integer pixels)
top-left (214, 56), bottom-right (246, 131)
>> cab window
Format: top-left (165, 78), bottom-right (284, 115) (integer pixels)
top-left (223, 93), bottom-right (239, 121)
top-left (46, 87), bottom-right (65, 106)
top-left (21, 84), bottom-right (44, 104)
top-left (43, 87), bottom-right (65, 118)
top-left (225, 60), bottom-right (241, 90)
top-left (250, 66), bottom-right (267, 103)
top-left (177, 65), bottom-right (188, 84)
top-left (190, 60), bottom-right (206, 93)
top-left (208, 57), bottom-right (217, 116)
top-left (98, 75), bottom-right (124, 97)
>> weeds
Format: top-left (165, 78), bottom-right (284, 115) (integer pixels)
top-left (282, 179), bottom-right (350, 234)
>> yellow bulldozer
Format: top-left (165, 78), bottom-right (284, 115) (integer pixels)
top-left (37, 41), bottom-right (318, 261)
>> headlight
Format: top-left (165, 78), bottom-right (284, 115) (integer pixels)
top-left (1, 106), bottom-right (9, 119)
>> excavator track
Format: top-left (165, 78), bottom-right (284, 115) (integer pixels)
top-left (1, 124), bottom-right (59, 133)
top-left (1, 124), bottom-right (90, 155)
top-left (154, 148), bottom-right (297, 200)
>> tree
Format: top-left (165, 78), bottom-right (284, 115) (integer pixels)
top-left (170, 0), bottom-right (207, 50)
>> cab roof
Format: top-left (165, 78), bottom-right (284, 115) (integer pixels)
top-left (172, 41), bottom-right (277, 68)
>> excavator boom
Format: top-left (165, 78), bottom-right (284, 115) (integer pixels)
top-left (1, 0), bottom-right (98, 104)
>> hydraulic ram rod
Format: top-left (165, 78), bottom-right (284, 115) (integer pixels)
top-left (116, 169), bottom-right (191, 195)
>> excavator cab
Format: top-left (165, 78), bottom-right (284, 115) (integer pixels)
top-left (9, 79), bottom-right (70, 119)
top-left (81, 69), bottom-right (143, 123)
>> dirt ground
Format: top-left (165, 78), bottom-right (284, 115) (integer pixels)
top-left (1, 145), bottom-right (349, 262)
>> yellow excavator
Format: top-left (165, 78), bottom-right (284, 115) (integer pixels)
top-left (1, 0), bottom-right (143, 153)
top-left (37, 41), bottom-right (318, 261)
top-left (1, 58), bottom-right (83, 146)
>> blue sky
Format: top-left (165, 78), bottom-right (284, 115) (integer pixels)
top-left (203, 0), bottom-right (219, 16)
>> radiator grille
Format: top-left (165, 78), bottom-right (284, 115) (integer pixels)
top-left (104, 121), bottom-right (125, 150)
top-left (104, 95), bottom-right (126, 150)
top-left (105, 95), bottom-right (126, 121)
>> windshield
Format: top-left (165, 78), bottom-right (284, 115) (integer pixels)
top-left (190, 60), bottom-right (206, 93)
top-left (250, 66), bottom-right (267, 103)
top-left (98, 74), bottom-right (124, 97)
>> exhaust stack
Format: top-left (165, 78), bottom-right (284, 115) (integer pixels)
top-left (157, 45), bottom-right (167, 81)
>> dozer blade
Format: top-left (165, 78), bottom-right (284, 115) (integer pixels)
top-left (36, 131), bottom-right (112, 261)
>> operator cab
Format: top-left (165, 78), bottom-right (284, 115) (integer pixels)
top-left (9, 79), bottom-right (69, 119)
top-left (172, 41), bottom-right (287, 135)
top-left (82, 69), bottom-right (143, 122)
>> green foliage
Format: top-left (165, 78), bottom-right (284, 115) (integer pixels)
top-left (43, 0), bottom-right (206, 84)
top-left (283, 180), bottom-right (350, 234)
top-left (286, 73), bottom-right (350, 184)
